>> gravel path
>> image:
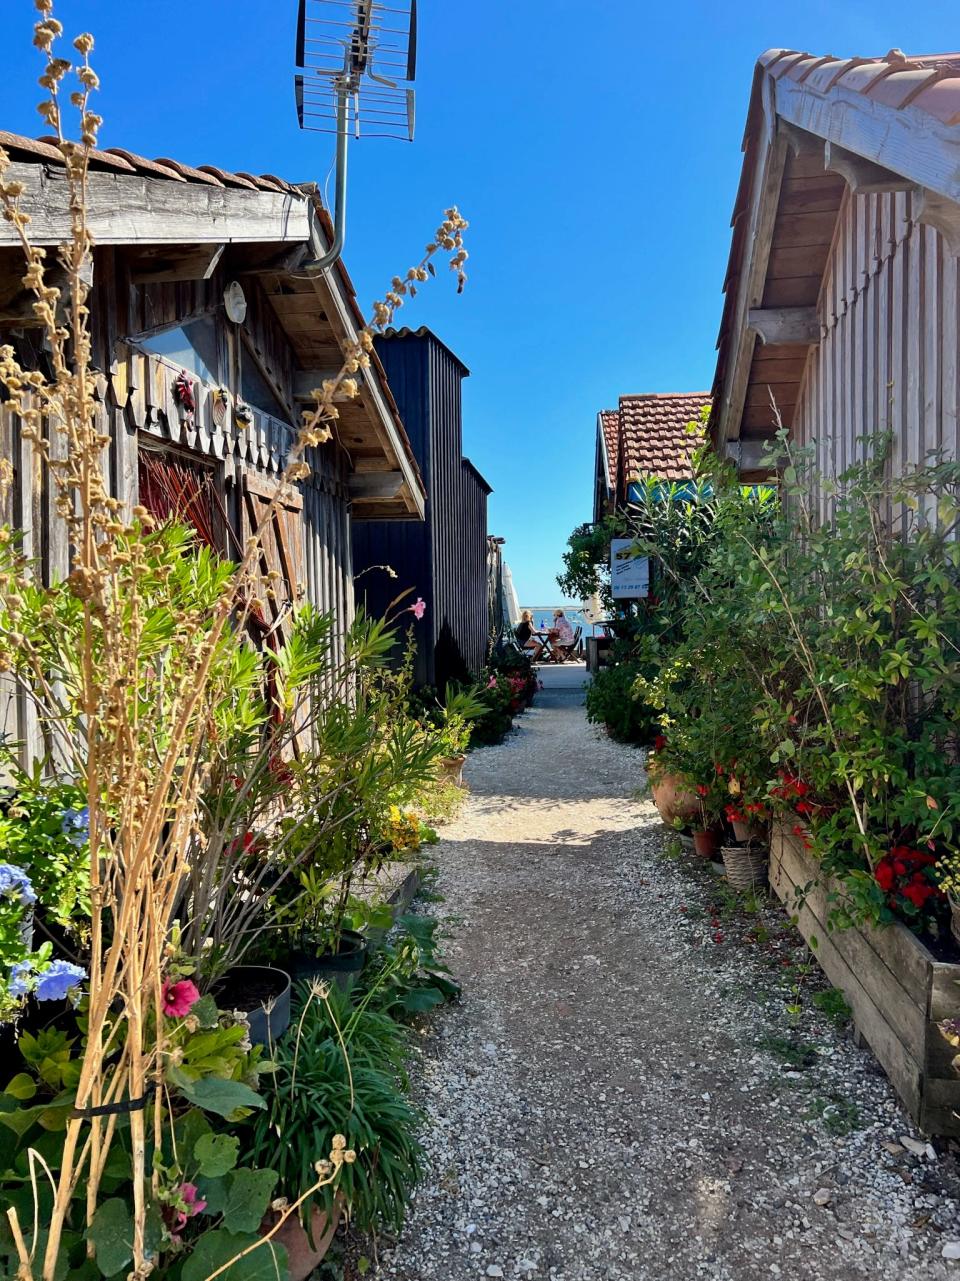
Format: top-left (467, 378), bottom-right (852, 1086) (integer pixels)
top-left (379, 665), bottom-right (960, 1281)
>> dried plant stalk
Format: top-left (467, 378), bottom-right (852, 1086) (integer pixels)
top-left (0, 5), bottom-right (468, 1277)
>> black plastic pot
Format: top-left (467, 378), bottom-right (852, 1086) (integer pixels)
top-left (215, 965), bottom-right (291, 1046)
top-left (287, 929), bottom-right (368, 994)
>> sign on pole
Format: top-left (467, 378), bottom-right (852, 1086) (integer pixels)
top-left (610, 539), bottom-right (650, 599)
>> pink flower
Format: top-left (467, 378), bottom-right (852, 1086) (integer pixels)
top-left (173, 1182), bottom-right (207, 1232)
top-left (162, 978), bottom-right (200, 1019)
top-left (487, 674), bottom-right (497, 688)
top-left (410, 597), bottom-right (426, 620)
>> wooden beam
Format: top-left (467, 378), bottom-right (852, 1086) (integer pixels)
top-left (778, 120), bottom-right (820, 158)
top-left (915, 188), bottom-right (960, 257)
top-left (348, 471), bottom-right (404, 500)
top-left (724, 438), bottom-right (783, 471)
top-left (823, 141), bottom-right (916, 195)
top-left (0, 162), bottom-right (310, 247)
top-left (774, 74), bottom-right (960, 205)
top-left (236, 244), bottom-right (310, 276)
top-left (293, 368), bottom-right (346, 401)
top-left (748, 306), bottom-right (820, 345)
top-left (715, 74), bottom-right (788, 450)
top-left (130, 243), bottom-right (226, 283)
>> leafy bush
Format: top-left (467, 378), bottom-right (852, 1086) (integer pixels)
top-left (243, 984), bottom-right (422, 1234)
top-left (585, 661), bottom-right (658, 744)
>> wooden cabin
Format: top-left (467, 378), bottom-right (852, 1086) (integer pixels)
top-left (710, 50), bottom-right (960, 484)
top-left (592, 393), bottom-right (710, 519)
top-left (0, 130), bottom-right (426, 754)
top-left (352, 327), bottom-right (491, 690)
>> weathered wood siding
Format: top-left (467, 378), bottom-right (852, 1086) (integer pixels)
top-left (352, 331), bottom-right (490, 689)
top-left (0, 245), bottom-right (354, 762)
top-left (794, 191), bottom-right (960, 497)
top-left (771, 822), bottom-right (960, 1136)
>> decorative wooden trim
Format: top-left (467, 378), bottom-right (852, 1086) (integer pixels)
top-left (823, 141), bottom-right (917, 195)
top-left (915, 188), bottom-right (960, 257)
top-left (748, 306), bottom-right (820, 345)
top-left (242, 469), bottom-right (303, 510)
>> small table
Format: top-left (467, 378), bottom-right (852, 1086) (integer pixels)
top-left (534, 630), bottom-right (555, 662)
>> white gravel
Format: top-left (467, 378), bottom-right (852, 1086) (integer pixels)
top-left (376, 665), bottom-right (960, 1280)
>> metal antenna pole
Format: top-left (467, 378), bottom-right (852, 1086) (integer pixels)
top-left (304, 81), bottom-right (349, 273)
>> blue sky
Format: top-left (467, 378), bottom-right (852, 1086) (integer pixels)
top-left (1, 1), bottom-right (957, 601)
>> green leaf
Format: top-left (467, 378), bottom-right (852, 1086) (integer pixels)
top-left (5, 1074), bottom-right (37, 1101)
top-left (221, 1168), bottom-right (278, 1235)
top-left (169, 1072), bottom-right (265, 1119)
top-left (181, 1229), bottom-right (287, 1281)
top-left (88, 1197), bottom-right (133, 1278)
top-left (194, 1132), bottom-right (240, 1178)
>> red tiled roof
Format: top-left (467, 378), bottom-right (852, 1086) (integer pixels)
top-left (759, 48), bottom-right (960, 125)
top-left (599, 409), bottom-right (619, 482)
top-left (618, 393), bottom-right (711, 484)
top-left (0, 130), bottom-right (302, 193)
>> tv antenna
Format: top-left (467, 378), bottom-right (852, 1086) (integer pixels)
top-left (295, 0), bottom-right (418, 272)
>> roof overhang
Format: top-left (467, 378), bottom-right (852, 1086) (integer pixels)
top-left (710, 50), bottom-right (960, 472)
top-left (0, 133), bottom-right (426, 519)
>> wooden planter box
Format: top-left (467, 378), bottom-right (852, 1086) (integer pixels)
top-left (770, 823), bottom-right (960, 1136)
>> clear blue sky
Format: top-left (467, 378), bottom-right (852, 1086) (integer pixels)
top-left (1, 2), bottom-right (956, 601)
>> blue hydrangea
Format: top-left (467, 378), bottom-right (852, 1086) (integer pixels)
top-left (0, 863), bottom-right (36, 907)
top-left (34, 960), bottom-right (86, 1003)
top-left (7, 960), bottom-right (34, 998)
top-left (61, 807), bottom-right (90, 848)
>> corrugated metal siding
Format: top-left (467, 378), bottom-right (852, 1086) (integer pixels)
top-left (794, 191), bottom-right (960, 512)
top-left (352, 332), bottom-right (490, 689)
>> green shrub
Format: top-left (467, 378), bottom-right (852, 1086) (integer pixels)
top-left (242, 983), bottom-right (422, 1234)
top-left (585, 662), bottom-right (657, 743)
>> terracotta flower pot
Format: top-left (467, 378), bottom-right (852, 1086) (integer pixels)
top-left (649, 765), bottom-right (699, 825)
top-left (261, 1197), bottom-right (342, 1281)
top-left (692, 828), bottom-right (719, 858)
top-left (440, 754), bottom-right (466, 786)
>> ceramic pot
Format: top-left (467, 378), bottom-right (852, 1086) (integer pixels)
top-left (649, 766), bottom-right (699, 824)
top-left (288, 929), bottom-right (368, 995)
top-left (215, 965), bottom-right (291, 1046)
top-left (440, 754), bottom-right (467, 786)
top-left (692, 828), bottom-right (719, 858)
top-left (261, 1198), bottom-right (342, 1281)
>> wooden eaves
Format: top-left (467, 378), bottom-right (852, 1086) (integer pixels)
top-left (0, 131), bottom-right (426, 520)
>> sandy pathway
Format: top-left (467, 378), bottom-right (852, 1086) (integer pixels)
top-left (379, 665), bottom-right (960, 1281)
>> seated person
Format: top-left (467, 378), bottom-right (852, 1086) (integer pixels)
top-left (515, 609), bottom-right (544, 660)
top-left (550, 609), bottom-right (575, 659)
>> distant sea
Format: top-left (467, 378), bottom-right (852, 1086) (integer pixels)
top-left (520, 606), bottom-right (603, 637)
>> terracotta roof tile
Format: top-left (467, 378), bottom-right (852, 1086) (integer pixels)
top-left (757, 48), bottom-right (960, 128)
top-left (617, 393), bottom-right (711, 485)
top-left (0, 130), bottom-right (310, 196)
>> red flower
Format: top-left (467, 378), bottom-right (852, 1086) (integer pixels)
top-left (714, 762), bottom-right (725, 775)
top-left (903, 882), bottom-right (933, 909)
top-left (795, 800), bottom-right (814, 815)
top-left (162, 979), bottom-right (200, 1019)
top-left (653, 735), bottom-right (667, 752)
top-left (696, 784), bottom-right (709, 797)
top-left (875, 860), bottom-right (895, 892)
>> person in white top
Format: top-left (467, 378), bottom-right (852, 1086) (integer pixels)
top-left (549, 609), bottom-right (575, 657)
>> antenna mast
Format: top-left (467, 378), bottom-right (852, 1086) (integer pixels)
top-left (295, 0), bottom-right (418, 272)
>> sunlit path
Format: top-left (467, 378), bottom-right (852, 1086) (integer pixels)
top-left (380, 666), bottom-right (959, 1281)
